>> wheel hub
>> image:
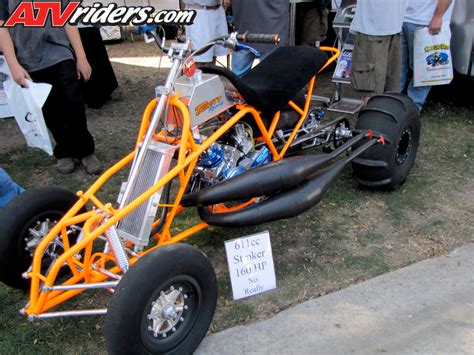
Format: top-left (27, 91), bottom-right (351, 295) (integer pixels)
top-left (25, 219), bottom-right (59, 257)
top-left (397, 128), bottom-right (413, 165)
top-left (147, 286), bottom-right (187, 338)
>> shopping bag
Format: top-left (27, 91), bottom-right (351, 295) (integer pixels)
top-left (413, 24), bottom-right (453, 87)
top-left (0, 59), bottom-right (53, 156)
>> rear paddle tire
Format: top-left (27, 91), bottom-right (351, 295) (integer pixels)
top-left (352, 94), bottom-right (420, 189)
top-left (105, 244), bottom-right (217, 355)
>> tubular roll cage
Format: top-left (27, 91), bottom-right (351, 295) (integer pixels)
top-left (24, 47), bottom-right (340, 318)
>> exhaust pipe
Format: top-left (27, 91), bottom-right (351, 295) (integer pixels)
top-left (198, 139), bottom-right (378, 227)
top-left (182, 133), bottom-right (365, 207)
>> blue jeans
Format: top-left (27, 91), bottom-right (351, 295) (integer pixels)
top-left (399, 22), bottom-right (432, 111)
top-left (0, 168), bottom-right (24, 208)
top-left (231, 48), bottom-right (274, 77)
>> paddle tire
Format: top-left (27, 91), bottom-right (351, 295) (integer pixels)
top-left (0, 187), bottom-right (83, 289)
top-left (352, 94), bottom-right (420, 189)
top-left (105, 244), bottom-right (217, 355)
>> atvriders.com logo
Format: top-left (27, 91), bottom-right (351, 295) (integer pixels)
top-left (2, 2), bottom-right (196, 27)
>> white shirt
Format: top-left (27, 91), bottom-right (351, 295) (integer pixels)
top-left (350, 0), bottom-right (408, 36)
top-left (404, 0), bottom-right (455, 25)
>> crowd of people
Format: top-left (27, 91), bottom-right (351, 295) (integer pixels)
top-left (183, 0), bottom-right (453, 110)
top-left (351, 0), bottom-right (454, 109)
top-left (0, 0), bottom-right (455, 207)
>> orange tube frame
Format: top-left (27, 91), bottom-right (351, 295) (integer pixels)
top-left (24, 47), bottom-right (340, 316)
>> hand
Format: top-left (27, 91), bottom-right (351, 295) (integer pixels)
top-left (222, 0), bottom-right (231, 10)
top-left (76, 57), bottom-right (92, 81)
top-left (10, 62), bottom-right (31, 87)
top-left (428, 15), bottom-right (442, 35)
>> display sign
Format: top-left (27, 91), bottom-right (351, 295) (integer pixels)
top-left (225, 231), bottom-right (276, 300)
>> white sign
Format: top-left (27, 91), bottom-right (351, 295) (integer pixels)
top-left (225, 231), bottom-right (276, 300)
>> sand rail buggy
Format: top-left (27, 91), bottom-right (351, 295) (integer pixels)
top-left (0, 31), bottom-right (420, 354)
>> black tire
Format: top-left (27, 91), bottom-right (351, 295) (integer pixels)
top-left (352, 93), bottom-right (420, 189)
top-left (105, 244), bottom-right (217, 355)
top-left (0, 186), bottom-right (82, 289)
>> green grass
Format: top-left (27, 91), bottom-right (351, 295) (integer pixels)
top-left (344, 252), bottom-right (391, 275)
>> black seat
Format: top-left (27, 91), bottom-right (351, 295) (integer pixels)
top-left (201, 46), bottom-right (328, 118)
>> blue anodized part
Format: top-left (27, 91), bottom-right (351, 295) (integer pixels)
top-left (201, 145), bottom-right (225, 168)
top-left (251, 146), bottom-right (272, 168)
top-left (223, 166), bottom-right (246, 180)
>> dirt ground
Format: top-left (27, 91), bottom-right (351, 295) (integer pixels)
top-left (0, 40), bottom-right (473, 353)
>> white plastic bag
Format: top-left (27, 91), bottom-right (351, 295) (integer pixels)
top-left (413, 25), bottom-right (453, 87)
top-left (0, 64), bottom-right (53, 157)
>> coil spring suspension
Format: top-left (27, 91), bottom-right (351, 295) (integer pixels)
top-left (105, 225), bottom-right (129, 272)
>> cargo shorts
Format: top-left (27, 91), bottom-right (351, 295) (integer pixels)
top-left (351, 32), bottom-right (402, 95)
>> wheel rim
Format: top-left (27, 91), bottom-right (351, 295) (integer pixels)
top-left (141, 275), bottom-right (201, 352)
top-left (396, 128), bottom-right (413, 165)
top-left (17, 210), bottom-right (68, 270)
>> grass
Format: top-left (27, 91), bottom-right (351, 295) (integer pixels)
top-left (0, 42), bottom-right (473, 352)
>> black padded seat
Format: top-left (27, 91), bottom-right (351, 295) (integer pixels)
top-left (201, 46), bottom-right (328, 118)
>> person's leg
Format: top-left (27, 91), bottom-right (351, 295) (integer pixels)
top-left (385, 33), bottom-right (402, 93)
top-left (301, 6), bottom-right (320, 46)
top-left (44, 60), bottom-right (95, 159)
top-left (30, 60), bottom-right (98, 173)
top-left (0, 168), bottom-right (24, 208)
top-left (351, 33), bottom-right (387, 96)
top-left (185, 8), bottom-right (214, 64)
top-left (405, 22), bottom-right (432, 110)
top-left (317, 8), bottom-right (329, 45)
top-left (211, 6), bottom-right (230, 61)
top-left (231, 49), bottom-right (256, 77)
top-left (399, 23), bottom-right (410, 93)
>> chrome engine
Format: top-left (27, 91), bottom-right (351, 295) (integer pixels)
top-left (189, 123), bottom-right (272, 191)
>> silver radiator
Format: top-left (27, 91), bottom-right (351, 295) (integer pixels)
top-left (117, 141), bottom-right (176, 247)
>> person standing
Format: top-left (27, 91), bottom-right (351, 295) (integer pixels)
top-left (0, 1), bottom-right (102, 175)
top-left (350, 0), bottom-right (408, 96)
top-left (399, 0), bottom-right (454, 111)
top-left (183, 0), bottom-right (230, 65)
top-left (231, 0), bottom-right (289, 77)
top-left (298, 0), bottom-right (331, 48)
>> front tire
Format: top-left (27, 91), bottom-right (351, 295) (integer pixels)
top-left (105, 244), bottom-right (217, 355)
top-left (352, 94), bottom-right (420, 189)
top-left (0, 186), bottom-right (83, 289)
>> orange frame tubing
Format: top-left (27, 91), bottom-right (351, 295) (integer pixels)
top-left (25, 47), bottom-right (340, 316)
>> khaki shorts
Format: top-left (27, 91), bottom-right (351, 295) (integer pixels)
top-left (351, 33), bottom-right (401, 95)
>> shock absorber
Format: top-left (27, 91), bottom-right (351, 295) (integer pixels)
top-left (104, 225), bottom-right (129, 272)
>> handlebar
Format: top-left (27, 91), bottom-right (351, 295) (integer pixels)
top-left (146, 30), bottom-right (170, 53)
top-left (236, 32), bottom-right (280, 45)
top-left (145, 29), bottom-right (280, 63)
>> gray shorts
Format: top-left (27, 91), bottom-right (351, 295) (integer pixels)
top-left (185, 6), bottom-right (229, 63)
top-left (351, 33), bottom-right (402, 95)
